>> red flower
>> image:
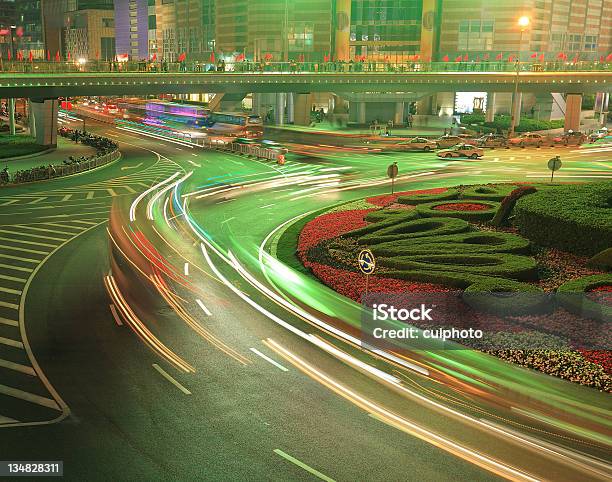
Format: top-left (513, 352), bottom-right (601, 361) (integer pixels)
top-left (578, 350), bottom-right (612, 374)
top-left (433, 203), bottom-right (490, 211)
top-left (298, 209), bottom-right (374, 254)
top-left (366, 188), bottom-right (448, 207)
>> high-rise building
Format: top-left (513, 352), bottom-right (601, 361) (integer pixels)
top-left (42, 0), bottom-right (68, 57)
top-left (0, 0), bottom-right (17, 59)
top-left (15, 0), bottom-right (45, 58)
top-left (114, 0), bottom-right (150, 60)
top-left (64, 0), bottom-right (115, 60)
top-left (154, 0), bottom-right (215, 62)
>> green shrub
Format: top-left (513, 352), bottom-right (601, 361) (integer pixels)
top-left (363, 209), bottom-right (419, 224)
top-left (513, 181), bottom-right (612, 255)
top-left (491, 186), bottom-right (538, 227)
top-left (415, 201), bottom-right (500, 222)
top-left (557, 274), bottom-right (612, 322)
top-left (397, 188), bottom-right (460, 205)
top-left (587, 248), bottom-right (612, 271)
top-left (371, 232), bottom-right (531, 256)
top-left (460, 184), bottom-right (517, 201)
top-left (378, 253), bottom-right (538, 280)
top-left (358, 217), bottom-right (470, 245)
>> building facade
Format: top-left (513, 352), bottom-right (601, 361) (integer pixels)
top-left (0, 0), bottom-right (17, 59)
top-left (64, 2), bottom-right (115, 60)
top-left (15, 0), bottom-right (45, 58)
top-left (114, 0), bottom-right (149, 60)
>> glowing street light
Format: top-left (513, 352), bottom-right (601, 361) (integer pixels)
top-left (509, 15), bottom-right (531, 137)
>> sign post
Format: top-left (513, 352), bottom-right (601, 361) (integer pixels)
top-left (547, 156), bottom-right (562, 182)
top-left (358, 249), bottom-right (376, 297)
top-left (387, 161), bottom-right (398, 194)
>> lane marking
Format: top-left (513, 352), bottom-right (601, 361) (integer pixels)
top-left (0, 316), bottom-right (18, 327)
top-left (0, 336), bottom-right (24, 349)
top-left (152, 363), bottom-right (192, 395)
top-left (220, 217), bottom-right (235, 224)
top-left (188, 160), bottom-right (201, 168)
top-left (0, 253), bottom-right (40, 264)
top-left (61, 194), bottom-right (72, 202)
top-left (273, 449), bottom-right (335, 482)
top-left (0, 383), bottom-right (60, 410)
top-left (250, 348), bottom-right (288, 372)
top-left (28, 197), bottom-right (47, 205)
top-left (121, 162), bottom-right (143, 170)
top-left (184, 263), bottom-right (189, 276)
top-left (0, 358), bottom-right (35, 376)
top-left (0, 245), bottom-right (48, 256)
top-left (123, 185), bottom-right (137, 193)
top-left (195, 299), bottom-right (212, 316)
top-left (0, 286), bottom-right (22, 295)
top-left (260, 204), bottom-right (275, 209)
top-left (0, 236), bottom-right (57, 248)
top-left (86, 191), bottom-right (95, 200)
top-left (0, 273), bottom-right (27, 283)
top-left (0, 300), bottom-right (18, 310)
top-left (0, 200), bottom-right (19, 207)
top-left (109, 304), bottom-right (123, 326)
top-left (0, 415), bottom-right (19, 424)
top-left (13, 225), bottom-right (75, 236)
top-left (106, 188), bottom-right (118, 197)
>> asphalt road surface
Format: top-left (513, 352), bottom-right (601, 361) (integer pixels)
top-left (0, 118), bottom-right (610, 481)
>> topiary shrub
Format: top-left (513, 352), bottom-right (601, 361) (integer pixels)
top-left (364, 209), bottom-right (420, 224)
top-left (587, 248), bottom-right (612, 271)
top-left (513, 181), bottom-right (612, 256)
top-left (491, 185), bottom-right (538, 227)
top-left (397, 188), bottom-right (460, 205)
top-left (415, 200), bottom-right (500, 222)
top-left (557, 274), bottom-right (612, 322)
top-left (358, 217), bottom-right (470, 245)
top-left (460, 184), bottom-right (517, 201)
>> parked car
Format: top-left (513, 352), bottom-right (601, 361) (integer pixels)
top-left (552, 131), bottom-right (586, 145)
top-left (508, 132), bottom-right (547, 147)
top-left (437, 143), bottom-right (484, 159)
top-left (475, 133), bottom-right (508, 148)
top-left (435, 134), bottom-right (474, 148)
top-left (394, 137), bottom-right (438, 152)
top-left (588, 127), bottom-right (609, 142)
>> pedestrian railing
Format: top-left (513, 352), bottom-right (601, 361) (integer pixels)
top-left (1, 60), bottom-right (611, 75)
top-left (1, 148), bottom-right (120, 186)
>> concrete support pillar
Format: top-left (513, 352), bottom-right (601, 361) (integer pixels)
top-left (334, 0), bottom-right (351, 61)
top-left (251, 93), bottom-right (262, 116)
top-left (485, 93), bottom-right (496, 122)
top-left (355, 101), bottom-right (366, 125)
top-left (293, 93), bottom-right (312, 126)
top-left (394, 102), bottom-right (404, 125)
top-left (595, 92), bottom-right (609, 126)
top-left (29, 99), bottom-right (58, 147)
top-left (8, 98), bottom-right (16, 136)
top-left (274, 92), bottom-right (286, 125)
top-left (510, 92), bottom-right (522, 134)
top-left (564, 93), bottom-right (582, 132)
top-left (286, 93), bottom-right (295, 124)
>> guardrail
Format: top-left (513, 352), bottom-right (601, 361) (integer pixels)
top-left (1, 149), bottom-right (120, 186)
top-left (1, 60), bottom-right (611, 74)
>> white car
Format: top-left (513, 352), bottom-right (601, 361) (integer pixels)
top-left (437, 143), bottom-right (484, 159)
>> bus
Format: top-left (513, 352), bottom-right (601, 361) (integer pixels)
top-left (206, 112), bottom-right (263, 139)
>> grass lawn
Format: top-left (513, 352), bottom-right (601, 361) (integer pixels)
top-left (0, 134), bottom-right (48, 159)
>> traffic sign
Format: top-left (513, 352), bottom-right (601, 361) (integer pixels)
top-left (548, 156), bottom-right (562, 182)
top-left (387, 162), bottom-right (398, 194)
top-left (358, 249), bottom-right (376, 275)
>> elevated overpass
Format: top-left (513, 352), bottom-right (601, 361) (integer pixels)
top-left (1, 71), bottom-right (610, 98)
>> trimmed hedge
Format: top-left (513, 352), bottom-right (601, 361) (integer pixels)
top-left (587, 248), bottom-right (612, 271)
top-left (460, 184), bottom-right (517, 201)
top-left (557, 274), bottom-right (612, 322)
top-left (371, 232), bottom-right (532, 256)
top-left (363, 208), bottom-right (419, 224)
top-left (397, 188), bottom-right (460, 205)
top-left (358, 217), bottom-right (470, 245)
top-left (415, 200), bottom-right (500, 222)
top-left (378, 253), bottom-right (537, 280)
top-left (513, 181), bottom-right (612, 256)
top-left (491, 186), bottom-right (538, 227)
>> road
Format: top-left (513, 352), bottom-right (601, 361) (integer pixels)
top-left (0, 118), bottom-right (610, 481)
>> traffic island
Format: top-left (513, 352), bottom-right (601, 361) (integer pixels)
top-left (277, 181), bottom-right (612, 391)
top-left (0, 134), bottom-right (50, 159)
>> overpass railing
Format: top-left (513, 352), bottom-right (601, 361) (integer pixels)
top-left (1, 60), bottom-right (611, 74)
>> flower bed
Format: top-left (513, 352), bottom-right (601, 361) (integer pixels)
top-left (366, 187), bottom-right (449, 207)
top-left (433, 203), bottom-right (490, 211)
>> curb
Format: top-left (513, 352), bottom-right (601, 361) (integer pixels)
top-left (1, 147), bottom-right (55, 162)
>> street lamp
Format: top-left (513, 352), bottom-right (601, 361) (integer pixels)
top-left (509, 16), bottom-right (530, 137)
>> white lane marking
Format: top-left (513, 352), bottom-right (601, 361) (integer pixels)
top-left (0, 415), bottom-right (19, 424)
top-left (195, 298), bottom-right (212, 316)
top-left (0, 244), bottom-right (48, 255)
top-left (0, 336), bottom-right (24, 349)
top-left (260, 204), bottom-right (275, 209)
top-left (86, 191), bottom-right (95, 200)
top-left (0, 383), bottom-right (60, 410)
top-left (220, 217), bottom-right (235, 224)
top-left (188, 160), bottom-right (201, 167)
top-left (123, 185), bottom-right (137, 193)
top-left (0, 358), bottom-right (35, 376)
top-left (121, 162), bottom-right (143, 170)
top-left (0, 200), bottom-right (19, 206)
top-left (0, 300), bottom-right (19, 310)
top-left (28, 197), bottom-right (47, 205)
top-left (176, 147), bottom-right (183, 151)
top-left (12, 225), bottom-right (74, 236)
top-left (184, 263), bottom-right (189, 276)
top-left (106, 188), bottom-right (118, 197)
top-left (0, 236), bottom-right (56, 248)
top-left (0, 263), bottom-right (32, 273)
top-left (250, 348), bottom-right (288, 372)
top-left (0, 316), bottom-right (18, 327)
top-left (61, 194), bottom-right (72, 202)
top-left (191, 153), bottom-right (198, 157)
top-left (109, 304), bottom-right (123, 326)
top-left (0, 253), bottom-right (39, 264)
top-left (152, 363), bottom-right (192, 395)
top-left (0, 286), bottom-right (22, 295)
top-left (273, 449), bottom-right (335, 482)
